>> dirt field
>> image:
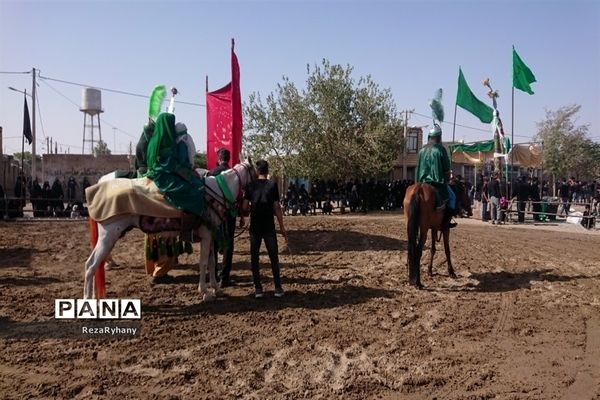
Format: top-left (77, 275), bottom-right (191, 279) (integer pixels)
top-left (1, 214), bottom-right (599, 399)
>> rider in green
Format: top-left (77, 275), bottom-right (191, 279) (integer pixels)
top-left (415, 120), bottom-right (457, 229)
top-left (146, 112), bottom-right (205, 217)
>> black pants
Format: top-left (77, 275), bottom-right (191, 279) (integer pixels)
top-left (250, 231), bottom-right (282, 290)
top-left (214, 215), bottom-right (236, 282)
top-left (518, 201), bottom-right (526, 222)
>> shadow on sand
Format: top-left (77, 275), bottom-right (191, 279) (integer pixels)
top-left (0, 247), bottom-right (35, 269)
top-left (143, 283), bottom-right (395, 316)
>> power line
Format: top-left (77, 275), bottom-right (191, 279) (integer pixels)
top-left (38, 74), bottom-right (206, 107)
top-left (413, 110), bottom-right (535, 140)
top-left (39, 78), bottom-right (138, 142)
top-left (0, 70), bottom-right (31, 74)
top-left (35, 89), bottom-right (48, 141)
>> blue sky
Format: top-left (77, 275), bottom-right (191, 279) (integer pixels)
top-left (1, 0), bottom-right (599, 157)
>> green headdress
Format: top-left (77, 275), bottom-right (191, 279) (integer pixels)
top-left (428, 88), bottom-right (444, 137)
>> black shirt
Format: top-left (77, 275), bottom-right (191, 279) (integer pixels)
top-left (488, 179), bottom-right (501, 198)
top-left (244, 179), bottom-right (279, 234)
top-left (208, 162), bottom-right (230, 177)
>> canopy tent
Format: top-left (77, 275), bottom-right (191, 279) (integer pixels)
top-left (448, 139), bottom-right (542, 168)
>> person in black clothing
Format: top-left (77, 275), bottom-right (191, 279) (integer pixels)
top-left (52, 178), bottom-right (64, 213)
top-left (82, 177), bottom-right (91, 203)
top-left (530, 177), bottom-right (541, 221)
top-left (207, 148), bottom-right (236, 288)
top-left (488, 172), bottom-right (501, 224)
top-left (67, 176), bottom-right (78, 202)
top-left (514, 176), bottom-right (530, 223)
top-left (559, 178), bottom-right (570, 216)
top-left (241, 159), bottom-right (287, 298)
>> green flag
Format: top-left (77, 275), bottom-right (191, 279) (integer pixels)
top-left (513, 47), bottom-right (536, 95)
top-left (456, 68), bottom-right (493, 124)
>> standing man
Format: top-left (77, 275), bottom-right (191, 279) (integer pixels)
top-left (207, 148), bottom-right (236, 288)
top-left (242, 159), bottom-right (287, 298)
top-left (488, 172), bottom-right (501, 225)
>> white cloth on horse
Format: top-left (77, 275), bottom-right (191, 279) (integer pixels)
top-left (86, 178), bottom-right (182, 222)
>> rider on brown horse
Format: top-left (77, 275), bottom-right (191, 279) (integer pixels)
top-left (415, 123), bottom-right (458, 230)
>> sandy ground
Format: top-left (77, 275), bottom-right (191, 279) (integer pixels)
top-left (1, 213), bottom-right (599, 399)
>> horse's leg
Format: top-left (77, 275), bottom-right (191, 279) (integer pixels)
top-left (443, 229), bottom-right (456, 278)
top-left (414, 228), bottom-right (427, 289)
top-left (84, 222), bottom-right (118, 299)
top-left (428, 229), bottom-right (436, 277)
top-left (208, 240), bottom-right (223, 297)
top-left (197, 229), bottom-right (214, 302)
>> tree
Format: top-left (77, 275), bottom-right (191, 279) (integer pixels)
top-left (535, 105), bottom-right (599, 180)
top-left (244, 59), bottom-right (403, 179)
top-left (93, 140), bottom-right (111, 156)
top-left (194, 152), bottom-right (207, 169)
top-left (13, 151), bottom-right (42, 166)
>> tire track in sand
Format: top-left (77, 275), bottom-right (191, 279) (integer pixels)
top-left (561, 315), bottom-right (600, 399)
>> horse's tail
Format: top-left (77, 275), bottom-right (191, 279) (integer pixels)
top-left (89, 218), bottom-right (106, 299)
top-left (407, 186), bottom-right (422, 284)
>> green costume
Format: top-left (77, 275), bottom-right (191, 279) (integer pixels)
top-left (415, 125), bottom-right (451, 207)
top-left (146, 113), bottom-right (205, 216)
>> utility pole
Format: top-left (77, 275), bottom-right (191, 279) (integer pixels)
top-left (113, 127), bottom-right (117, 154)
top-left (401, 109), bottom-right (414, 180)
top-left (31, 67), bottom-right (37, 179)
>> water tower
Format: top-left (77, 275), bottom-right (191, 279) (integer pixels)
top-left (80, 88), bottom-right (103, 154)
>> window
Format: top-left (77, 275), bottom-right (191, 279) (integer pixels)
top-left (407, 131), bottom-right (418, 153)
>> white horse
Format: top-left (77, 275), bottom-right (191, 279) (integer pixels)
top-left (84, 159), bottom-right (256, 301)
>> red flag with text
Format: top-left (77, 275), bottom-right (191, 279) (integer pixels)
top-left (206, 40), bottom-right (242, 169)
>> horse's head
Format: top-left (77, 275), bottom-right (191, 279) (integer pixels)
top-left (450, 179), bottom-right (472, 217)
top-left (233, 158), bottom-right (257, 187)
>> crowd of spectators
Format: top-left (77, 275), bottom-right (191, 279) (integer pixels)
top-left (0, 174), bottom-right (89, 218)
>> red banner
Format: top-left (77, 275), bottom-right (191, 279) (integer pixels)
top-left (206, 40), bottom-right (242, 169)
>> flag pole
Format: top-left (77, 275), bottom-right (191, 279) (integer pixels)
top-left (21, 91), bottom-right (26, 175)
top-left (451, 101), bottom-right (457, 163)
top-left (205, 75), bottom-right (208, 93)
top-left (511, 85), bottom-right (514, 199)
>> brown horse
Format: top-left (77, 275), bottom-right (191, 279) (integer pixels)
top-left (403, 180), bottom-right (472, 289)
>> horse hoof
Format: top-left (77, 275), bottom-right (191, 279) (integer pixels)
top-left (449, 271), bottom-right (457, 279)
top-left (428, 270), bottom-right (433, 277)
top-left (215, 288), bottom-right (224, 297)
top-left (415, 282), bottom-right (423, 290)
top-left (202, 293), bottom-right (216, 302)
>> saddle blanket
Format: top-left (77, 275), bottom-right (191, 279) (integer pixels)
top-left (86, 178), bottom-right (182, 222)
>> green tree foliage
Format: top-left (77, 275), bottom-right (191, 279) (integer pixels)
top-left (244, 59), bottom-right (403, 179)
top-left (13, 151), bottom-right (42, 165)
top-left (535, 105), bottom-right (599, 180)
top-left (93, 140), bottom-right (111, 156)
top-left (194, 152), bottom-right (207, 169)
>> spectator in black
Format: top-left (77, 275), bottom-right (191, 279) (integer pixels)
top-left (207, 148), bottom-right (236, 288)
top-left (82, 177), bottom-right (91, 203)
top-left (42, 181), bottom-right (53, 217)
top-left (489, 172), bottom-right (501, 225)
top-left (241, 159), bottom-right (287, 298)
top-left (530, 177), bottom-right (541, 221)
top-left (30, 179), bottom-right (43, 217)
top-left (559, 178), bottom-right (570, 216)
top-left (14, 175), bottom-right (26, 207)
top-left (581, 204), bottom-right (594, 230)
top-left (514, 176), bottom-right (530, 223)
top-left (67, 176), bottom-right (78, 202)
top-left (52, 178), bottom-right (64, 212)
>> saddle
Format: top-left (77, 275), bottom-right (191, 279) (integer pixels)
top-left (139, 213), bottom-right (204, 243)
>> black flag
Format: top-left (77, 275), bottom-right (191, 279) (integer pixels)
top-left (23, 93), bottom-right (33, 145)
